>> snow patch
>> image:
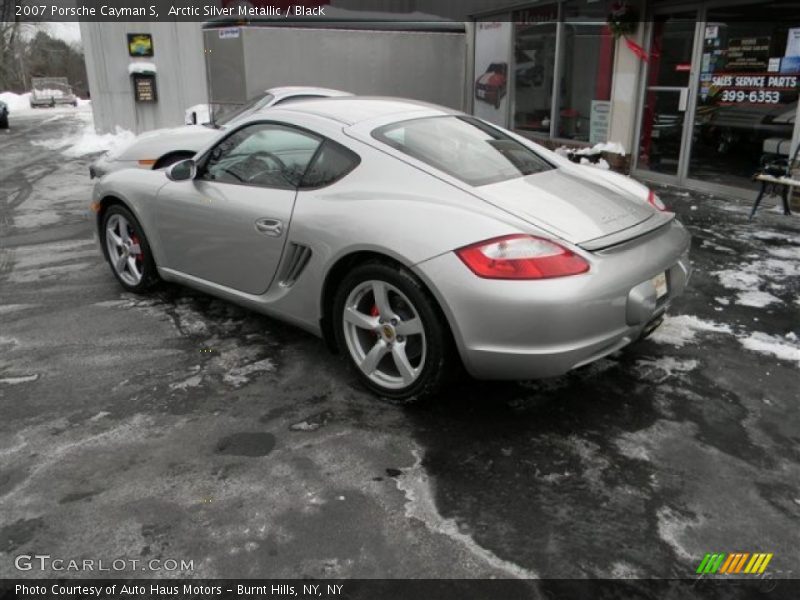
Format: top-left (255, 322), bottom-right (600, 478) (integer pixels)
top-left (128, 61), bottom-right (157, 75)
top-left (185, 103), bottom-right (211, 125)
top-left (0, 374), bottom-right (39, 385)
top-left (735, 290), bottom-right (782, 308)
top-left (170, 373), bottom-right (203, 391)
top-left (0, 91), bottom-right (32, 111)
top-left (573, 141), bottom-right (627, 156)
top-left (649, 315), bottom-right (733, 347)
top-left (656, 506), bottom-right (699, 562)
top-left (222, 359), bottom-right (275, 388)
top-left (635, 357), bottom-right (699, 383)
top-left (739, 332), bottom-right (800, 365)
top-left (0, 304), bottom-right (38, 314)
top-left (395, 447), bottom-right (538, 579)
top-left (32, 113), bottom-right (135, 158)
top-left (580, 157), bottom-right (611, 170)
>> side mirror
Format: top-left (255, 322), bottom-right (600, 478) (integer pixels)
top-left (166, 159), bottom-right (196, 182)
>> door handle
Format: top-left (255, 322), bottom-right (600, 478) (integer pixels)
top-left (255, 218), bottom-right (283, 237)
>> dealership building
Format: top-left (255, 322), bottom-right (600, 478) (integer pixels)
top-left (81, 0), bottom-right (800, 199)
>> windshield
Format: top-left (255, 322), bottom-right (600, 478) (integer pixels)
top-left (372, 116), bottom-right (553, 186)
top-left (213, 92), bottom-right (275, 127)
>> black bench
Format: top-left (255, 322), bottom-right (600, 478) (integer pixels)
top-left (750, 143), bottom-right (798, 220)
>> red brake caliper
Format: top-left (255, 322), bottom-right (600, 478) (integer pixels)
top-left (370, 304), bottom-right (379, 337)
top-left (130, 233), bottom-right (143, 264)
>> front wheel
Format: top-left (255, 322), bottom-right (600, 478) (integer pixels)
top-left (333, 262), bottom-right (453, 404)
top-left (100, 205), bottom-right (160, 293)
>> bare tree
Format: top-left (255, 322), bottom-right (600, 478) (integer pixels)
top-left (0, 0), bottom-right (41, 91)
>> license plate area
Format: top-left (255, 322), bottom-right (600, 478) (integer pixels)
top-left (652, 271), bottom-right (668, 300)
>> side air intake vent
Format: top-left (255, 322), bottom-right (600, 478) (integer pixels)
top-left (279, 243), bottom-right (312, 287)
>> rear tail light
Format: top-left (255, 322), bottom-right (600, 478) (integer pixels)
top-left (648, 190), bottom-right (667, 211)
top-left (456, 234), bottom-right (590, 280)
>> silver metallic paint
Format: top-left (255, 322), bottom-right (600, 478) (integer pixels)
top-left (92, 97), bottom-right (692, 381)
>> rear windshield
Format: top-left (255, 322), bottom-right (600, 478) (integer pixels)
top-left (372, 116), bottom-right (553, 186)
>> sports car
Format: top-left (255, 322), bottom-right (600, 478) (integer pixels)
top-left (89, 86), bottom-right (351, 178)
top-left (91, 97), bottom-right (692, 402)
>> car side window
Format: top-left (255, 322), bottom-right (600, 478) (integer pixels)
top-left (200, 123), bottom-right (322, 189)
top-left (300, 140), bottom-right (360, 188)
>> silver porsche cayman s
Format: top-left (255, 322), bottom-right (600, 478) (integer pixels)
top-left (91, 97), bottom-right (691, 402)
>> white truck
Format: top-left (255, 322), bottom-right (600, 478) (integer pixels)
top-left (29, 77), bottom-right (78, 108)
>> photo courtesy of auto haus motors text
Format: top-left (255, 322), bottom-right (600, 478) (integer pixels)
top-left (1, 0), bottom-right (799, 598)
top-left (14, 584), bottom-right (345, 597)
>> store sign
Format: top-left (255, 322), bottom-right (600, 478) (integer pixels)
top-left (725, 37), bottom-right (771, 72)
top-left (127, 33), bottom-right (153, 57)
top-left (218, 27), bottom-right (240, 39)
top-left (133, 74), bottom-right (157, 103)
top-left (711, 74), bottom-right (797, 105)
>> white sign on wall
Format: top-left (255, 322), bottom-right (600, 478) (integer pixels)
top-left (589, 100), bottom-right (611, 145)
top-left (473, 19), bottom-right (512, 127)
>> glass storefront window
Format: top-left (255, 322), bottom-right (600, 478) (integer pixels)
top-left (689, 3), bottom-right (800, 189)
top-left (557, 1), bottom-right (615, 141)
top-left (512, 1), bottom-right (615, 142)
top-left (512, 6), bottom-right (558, 134)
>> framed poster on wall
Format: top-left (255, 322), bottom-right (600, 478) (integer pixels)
top-left (473, 18), bottom-right (512, 127)
top-left (128, 33), bottom-right (154, 57)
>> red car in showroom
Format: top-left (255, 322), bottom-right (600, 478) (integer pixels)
top-left (475, 62), bottom-right (507, 109)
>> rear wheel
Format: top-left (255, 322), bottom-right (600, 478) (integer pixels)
top-left (333, 262), bottom-right (452, 404)
top-left (100, 205), bottom-right (159, 293)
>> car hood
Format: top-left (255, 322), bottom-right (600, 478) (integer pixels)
top-left (114, 125), bottom-right (217, 161)
top-left (476, 168), bottom-right (656, 245)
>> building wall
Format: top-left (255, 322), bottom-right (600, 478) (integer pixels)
top-left (80, 21), bottom-right (208, 133)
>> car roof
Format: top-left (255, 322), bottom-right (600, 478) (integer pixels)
top-left (273, 96), bottom-right (460, 126)
top-left (266, 86), bottom-right (353, 100)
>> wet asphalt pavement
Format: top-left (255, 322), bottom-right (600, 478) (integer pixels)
top-left (1, 109), bottom-right (799, 581)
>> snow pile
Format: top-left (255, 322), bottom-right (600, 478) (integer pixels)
top-left (0, 91), bottom-right (33, 111)
top-left (63, 126), bottom-right (136, 157)
top-left (650, 314), bottom-right (733, 347)
top-left (580, 157), bottom-right (611, 170)
top-left (185, 103), bottom-right (211, 125)
top-left (573, 141), bottom-right (627, 156)
top-left (33, 113), bottom-right (134, 157)
top-left (739, 332), bottom-right (800, 366)
top-left (128, 61), bottom-right (157, 75)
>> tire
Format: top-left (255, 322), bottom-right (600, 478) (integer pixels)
top-left (153, 151), bottom-right (195, 170)
top-left (333, 262), bottom-right (453, 404)
top-left (100, 205), bottom-right (160, 293)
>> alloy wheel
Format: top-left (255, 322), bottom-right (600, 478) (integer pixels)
top-left (105, 213), bottom-right (144, 286)
top-left (342, 280), bottom-right (427, 390)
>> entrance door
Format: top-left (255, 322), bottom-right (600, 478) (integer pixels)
top-left (635, 11), bottom-right (699, 179)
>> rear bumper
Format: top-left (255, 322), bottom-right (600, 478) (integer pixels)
top-left (413, 219), bottom-right (692, 380)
